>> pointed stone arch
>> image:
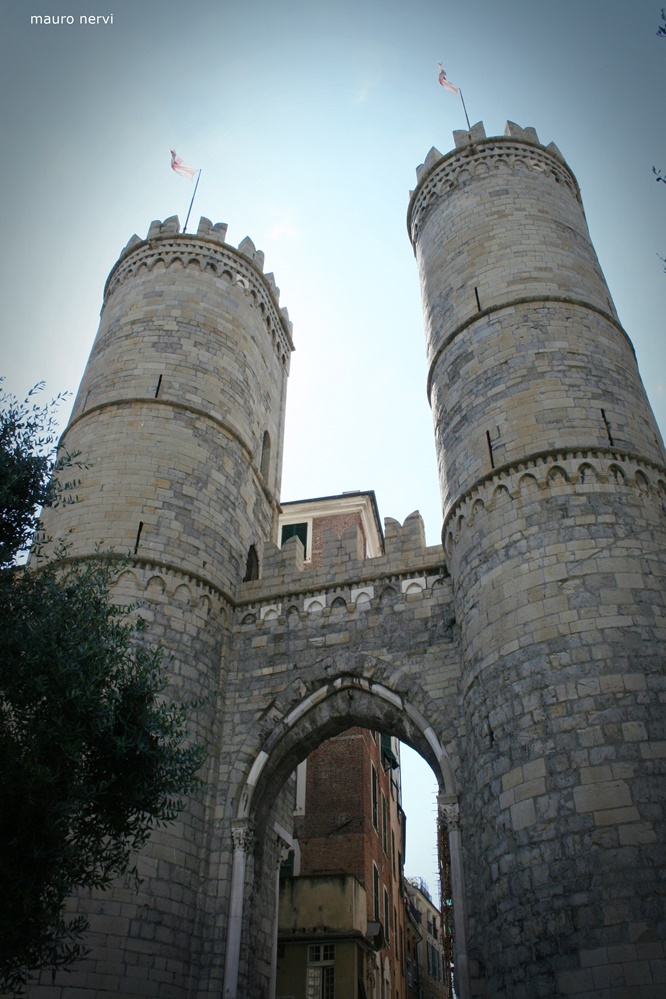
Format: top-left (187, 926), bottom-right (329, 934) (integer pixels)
top-left (518, 472), bottom-right (539, 495)
top-left (378, 585), bottom-right (398, 605)
top-left (146, 573), bottom-right (166, 597)
top-left (470, 496), bottom-right (486, 520)
top-left (223, 675), bottom-right (469, 999)
top-left (547, 464), bottom-right (569, 487)
top-left (635, 469), bottom-right (650, 493)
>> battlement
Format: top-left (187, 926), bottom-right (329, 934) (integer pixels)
top-left (117, 215), bottom-right (265, 266)
top-left (237, 511), bottom-right (448, 614)
top-left (409, 121), bottom-right (577, 235)
top-left (412, 121), bottom-right (565, 184)
top-left (104, 215), bottom-right (294, 353)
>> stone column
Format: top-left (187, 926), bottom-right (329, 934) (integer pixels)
top-left (269, 837), bottom-right (291, 999)
top-left (439, 796), bottom-right (470, 999)
top-left (223, 822), bottom-right (255, 999)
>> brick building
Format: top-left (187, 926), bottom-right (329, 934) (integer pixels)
top-left (404, 904), bottom-right (422, 999)
top-left (276, 729), bottom-right (406, 999)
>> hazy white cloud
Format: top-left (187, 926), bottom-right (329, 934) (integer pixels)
top-left (354, 71), bottom-right (383, 104)
top-left (266, 221), bottom-right (301, 241)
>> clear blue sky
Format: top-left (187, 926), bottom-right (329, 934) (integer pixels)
top-left (2, 0), bottom-right (665, 902)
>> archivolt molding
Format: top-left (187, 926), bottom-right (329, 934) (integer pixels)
top-left (103, 236), bottom-right (293, 365)
top-left (443, 448), bottom-right (666, 553)
top-left (236, 674), bottom-right (456, 822)
top-left (408, 138), bottom-right (580, 244)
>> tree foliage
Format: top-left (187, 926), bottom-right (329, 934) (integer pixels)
top-left (0, 385), bottom-right (205, 993)
top-left (0, 383), bottom-right (68, 568)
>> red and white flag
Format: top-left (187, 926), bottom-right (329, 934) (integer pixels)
top-left (170, 149), bottom-right (198, 180)
top-left (437, 62), bottom-right (459, 94)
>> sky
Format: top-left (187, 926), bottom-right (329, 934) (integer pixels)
top-left (2, 0), bottom-right (665, 905)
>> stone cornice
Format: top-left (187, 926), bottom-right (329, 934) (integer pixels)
top-left (442, 446), bottom-right (666, 544)
top-left (236, 560), bottom-right (451, 618)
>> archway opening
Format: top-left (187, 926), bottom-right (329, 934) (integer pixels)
top-left (273, 727), bottom-right (454, 999)
top-left (228, 679), bottom-right (465, 999)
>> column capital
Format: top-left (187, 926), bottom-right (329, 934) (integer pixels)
top-left (231, 820), bottom-right (255, 853)
top-left (438, 796), bottom-right (461, 830)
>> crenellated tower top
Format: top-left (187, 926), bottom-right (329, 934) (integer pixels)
top-left (103, 215), bottom-right (294, 367)
top-left (408, 120), bottom-right (580, 247)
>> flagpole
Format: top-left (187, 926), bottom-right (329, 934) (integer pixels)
top-left (459, 89), bottom-right (471, 131)
top-left (182, 170), bottom-right (202, 234)
top-left (437, 62), bottom-right (471, 133)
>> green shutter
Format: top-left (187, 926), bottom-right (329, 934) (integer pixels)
top-left (281, 522), bottom-right (308, 553)
top-left (380, 733), bottom-right (399, 770)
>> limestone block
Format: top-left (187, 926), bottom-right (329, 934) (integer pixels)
top-left (196, 216), bottom-right (214, 236)
top-left (211, 221), bottom-right (228, 243)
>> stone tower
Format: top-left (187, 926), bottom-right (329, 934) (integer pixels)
top-left (408, 122), bottom-right (666, 995)
top-left (37, 215), bottom-right (294, 995)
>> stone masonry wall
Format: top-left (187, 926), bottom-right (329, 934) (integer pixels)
top-left (446, 455), bottom-right (666, 998)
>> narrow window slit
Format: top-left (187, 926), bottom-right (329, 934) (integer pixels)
top-left (243, 544), bottom-right (259, 582)
top-left (474, 287), bottom-right (482, 312)
top-left (133, 521), bottom-right (144, 554)
top-left (154, 374), bottom-right (163, 399)
top-left (486, 430), bottom-right (495, 469)
top-left (260, 430), bottom-right (271, 480)
top-left (601, 408), bottom-right (614, 446)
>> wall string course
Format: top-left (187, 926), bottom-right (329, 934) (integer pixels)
top-left (62, 396), bottom-right (281, 515)
top-left (425, 296), bottom-right (636, 403)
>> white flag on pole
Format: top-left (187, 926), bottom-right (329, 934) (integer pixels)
top-left (170, 149), bottom-right (198, 180)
